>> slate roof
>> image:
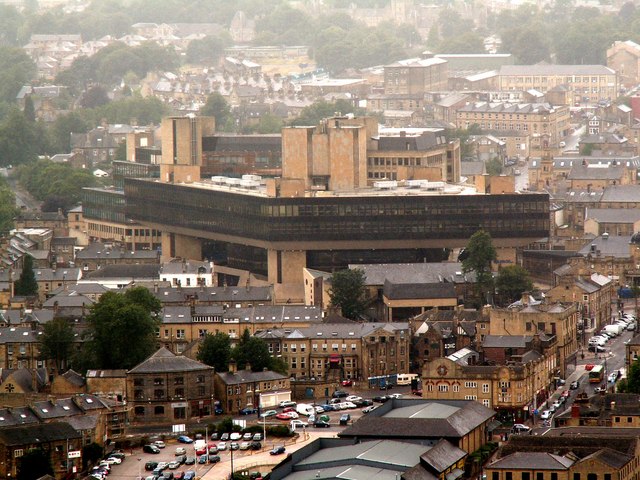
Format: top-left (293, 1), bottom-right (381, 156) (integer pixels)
top-left (376, 131), bottom-right (447, 151)
top-left (59, 369), bottom-right (85, 387)
top-left (217, 369), bottom-right (288, 386)
top-left (76, 242), bottom-right (159, 260)
top-left (150, 285), bottom-right (272, 303)
top-left (84, 264), bottom-right (160, 279)
top-left (128, 347), bottom-right (212, 374)
top-left (420, 439), bottom-right (467, 473)
top-left (567, 163), bottom-right (625, 180)
top-left (578, 235), bottom-right (631, 258)
top-left (482, 335), bottom-right (532, 349)
top-left (352, 263), bottom-right (473, 286)
top-left (600, 184), bottom-right (640, 202)
top-left (32, 398), bottom-right (83, 419)
top-left (488, 452), bottom-right (574, 469)
top-left (0, 326), bottom-right (43, 344)
top-left (0, 421), bottom-right (80, 446)
top-left (383, 280), bottom-right (456, 300)
top-left (340, 399), bottom-right (495, 440)
top-left (0, 406), bottom-right (40, 427)
top-left (585, 208), bottom-right (640, 224)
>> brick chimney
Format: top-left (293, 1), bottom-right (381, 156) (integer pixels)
top-left (571, 404), bottom-right (580, 418)
top-left (228, 360), bottom-right (237, 374)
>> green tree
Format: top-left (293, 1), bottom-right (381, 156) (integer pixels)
top-left (329, 268), bottom-right (367, 320)
top-left (0, 108), bottom-right (40, 166)
top-left (23, 95), bottom-right (35, 122)
top-left (17, 447), bottom-right (53, 480)
top-left (14, 254), bottom-right (38, 296)
top-left (486, 157), bottom-right (503, 175)
top-left (0, 176), bottom-right (17, 233)
top-left (0, 46), bottom-right (35, 106)
top-left (82, 442), bottom-right (104, 470)
top-left (50, 111), bottom-right (90, 153)
top-left (39, 318), bottom-right (75, 375)
top-left (201, 93), bottom-right (231, 131)
top-left (625, 358), bottom-right (640, 393)
top-left (80, 287), bottom-right (161, 369)
top-left (185, 34), bottom-right (231, 65)
top-left (234, 333), bottom-right (274, 372)
top-left (461, 230), bottom-right (497, 305)
top-left (495, 265), bottom-right (533, 305)
top-left (197, 332), bottom-right (232, 372)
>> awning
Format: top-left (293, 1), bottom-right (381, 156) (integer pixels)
top-left (446, 468), bottom-right (464, 480)
top-left (487, 419), bottom-right (502, 431)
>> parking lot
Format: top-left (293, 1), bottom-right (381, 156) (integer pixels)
top-left (104, 388), bottom-right (416, 479)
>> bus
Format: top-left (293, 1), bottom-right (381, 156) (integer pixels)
top-left (396, 374), bottom-right (418, 386)
top-left (589, 365), bottom-right (605, 383)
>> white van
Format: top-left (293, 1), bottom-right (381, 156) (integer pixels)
top-left (296, 403), bottom-right (314, 416)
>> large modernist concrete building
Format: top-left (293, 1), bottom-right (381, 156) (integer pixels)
top-left (124, 116), bottom-right (550, 288)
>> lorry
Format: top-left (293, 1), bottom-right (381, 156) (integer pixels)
top-left (603, 324), bottom-right (623, 336)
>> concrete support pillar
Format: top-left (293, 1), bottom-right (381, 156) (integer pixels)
top-left (267, 249), bottom-right (306, 285)
top-left (161, 232), bottom-right (202, 262)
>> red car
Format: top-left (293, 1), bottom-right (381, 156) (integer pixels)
top-left (341, 380), bottom-right (353, 386)
top-left (282, 406), bottom-right (296, 413)
top-left (276, 412), bottom-right (294, 420)
top-left (585, 364), bottom-right (595, 371)
top-left (411, 389), bottom-right (423, 396)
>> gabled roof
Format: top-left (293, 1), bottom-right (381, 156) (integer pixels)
top-left (0, 421), bottom-right (80, 446)
top-left (128, 347), bottom-right (212, 374)
top-left (420, 439), bottom-right (467, 473)
top-left (488, 452), bottom-right (574, 470)
top-left (216, 368), bottom-right (288, 386)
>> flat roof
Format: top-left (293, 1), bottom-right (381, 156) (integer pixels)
top-left (148, 177), bottom-right (493, 199)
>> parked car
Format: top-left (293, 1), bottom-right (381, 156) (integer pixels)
top-left (279, 400), bottom-right (296, 408)
top-left (552, 401), bottom-right (561, 410)
top-left (220, 433), bottom-right (230, 441)
top-left (314, 421), bottom-right (331, 428)
top-left (177, 435), bottom-right (194, 444)
top-left (154, 440), bottom-right (166, 449)
top-left (411, 389), bottom-right (423, 396)
top-left (341, 380), bottom-right (353, 386)
top-left (229, 432), bottom-right (241, 441)
top-left (290, 419), bottom-right (306, 429)
top-left (240, 407), bottom-right (257, 415)
top-left (143, 445), bottom-right (161, 454)
top-left (276, 412), bottom-right (296, 420)
top-left (346, 395), bottom-right (362, 403)
top-left (239, 441), bottom-right (252, 450)
top-left (270, 446), bottom-right (286, 455)
top-left (210, 432), bottom-right (218, 441)
top-left (589, 345), bottom-right (606, 353)
top-left (175, 447), bottom-right (186, 456)
top-left (104, 457), bottom-right (122, 465)
top-left (243, 432), bottom-right (253, 440)
top-left (362, 405), bottom-right (377, 414)
top-left (511, 424), bottom-right (531, 434)
top-left (198, 454), bottom-right (208, 464)
top-left (373, 396), bottom-right (388, 403)
top-left (282, 406), bottom-right (297, 413)
top-left (540, 410), bottom-right (552, 420)
top-left (145, 461), bottom-right (158, 471)
top-left (209, 455), bottom-right (221, 463)
top-left (217, 442), bottom-right (227, 451)
top-left (174, 473), bottom-right (186, 480)
top-left (260, 410), bottom-right (278, 418)
top-left (339, 413), bottom-right (351, 425)
top-left (184, 456), bottom-right (196, 465)
top-left (253, 433), bottom-right (263, 441)
top-left (184, 471), bottom-right (196, 480)
top-left (569, 380), bottom-right (580, 390)
top-left (332, 390), bottom-right (348, 398)
top-left (168, 460), bottom-right (181, 469)
top-left (609, 372), bottom-right (618, 383)
top-left (230, 442), bottom-right (240, 450)
top-left (250, 441), bottom-right (262, 450)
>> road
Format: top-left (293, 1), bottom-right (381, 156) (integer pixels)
top-left (3, 168), bottom-right (41, 210)
top-left (562, 124), bottom-right (586, 152)
top-left (531, 314), bottom-right (632, 432)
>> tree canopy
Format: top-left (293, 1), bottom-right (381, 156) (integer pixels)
top-left (201, 93), bottom-right (232, 131)
top-left (39, 318), bottom-right (75, 375)
top-left (14, 254), bottom-right (38, 296)
top-left (17, 159), bottom-right (97, 212)
top-left (495, 265), bottom-right (534, 305)
top-left (0, 176), bottom-right (17, 234)
top-left (79, 287), bottom-right (161, 370)
top-left (197, 332), bottom-right (232, 372)
top-left (329, 268), bottom-right (367, 320)
top-left (461, 230), bottom-right (497, 305)
top-left (17, 448), bottom-right (53, 480)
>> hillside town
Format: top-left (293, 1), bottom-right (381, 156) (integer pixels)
top-left (6, 0), bottom-right (640, 480)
